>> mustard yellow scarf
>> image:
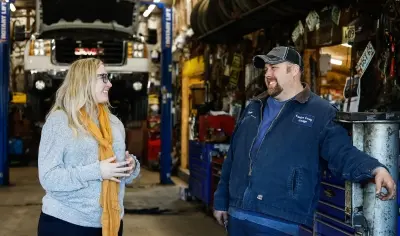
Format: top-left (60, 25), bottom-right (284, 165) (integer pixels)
top-left (80, 104), bottom-right (120, 236)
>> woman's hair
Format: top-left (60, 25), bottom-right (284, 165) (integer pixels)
top-left (48, 58), bottom-right (111, 135)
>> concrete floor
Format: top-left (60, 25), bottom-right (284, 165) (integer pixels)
top-left (0, 167), bottom-right (225, 236)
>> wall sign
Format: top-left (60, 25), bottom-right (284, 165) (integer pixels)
top-left (355, 41), bottom-right (375, 79)
top-left (0, 2), bottom-right (9, 42)
top-left (164, 7), bottom-right (172, 48)
top-left (342, 25), bottom-right (355, 44)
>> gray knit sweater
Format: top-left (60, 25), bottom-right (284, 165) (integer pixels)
top-left (38, 110), bottom-right (140, 227)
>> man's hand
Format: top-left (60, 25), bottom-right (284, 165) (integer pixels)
top-left (213, 210), bottom-right (228, 226)
top-left (373, 167), bottom-right (396, 201)
top-left (125, 151), bottom-right (136, 175)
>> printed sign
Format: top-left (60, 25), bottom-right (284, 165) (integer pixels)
top-left (229, 53), bottom-right (242, 86)
top-left (342, 25), bottom-right (355, 44)
top-left (331, 6), bottom-right (341, 26)
top-left (306, 11), bottom-right (319, 31)
top-left (0, 2), bottom-right (9, 41)
top-left (292, 21), bottom-right (304, 43)
top-left (355, 41), bottom-right (375, 79)
top-left (164, 8), bottom-right (172, 48)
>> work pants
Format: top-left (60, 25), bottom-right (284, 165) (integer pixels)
top-left (37, 212), bottom-right (123, 236)
top-left (227, 215), bottom-right (298, 236)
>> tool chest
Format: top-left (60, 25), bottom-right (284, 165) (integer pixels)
top-left (314, 167), bottom-right (357, 235)
top-left (188, 141), bottom-right (214, 206)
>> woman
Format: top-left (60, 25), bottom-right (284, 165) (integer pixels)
top-left (37, 58), bottom-right (140, 236)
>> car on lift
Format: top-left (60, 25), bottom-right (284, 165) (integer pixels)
top-left (24, 0), bottom-right (150, 126)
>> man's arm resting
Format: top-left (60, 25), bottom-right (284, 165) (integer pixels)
top-left (319, 115), bottom-right (387, 182)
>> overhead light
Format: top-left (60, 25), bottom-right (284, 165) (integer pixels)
top-left (143, 4), bottom-right (156, 17)
top-left (341, 43), bottom-right (352, 47)
top-left (330, 59), bottom-right (342, 66)
top-left (143, 10), bottom-right (151, 17)
top-left (148, 4), bottom-right (156, 11)
top-left (10, 3), bottom-right (16, 12)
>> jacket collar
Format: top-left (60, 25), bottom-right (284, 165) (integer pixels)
top-left (252, 83), bottom-right (311, 104)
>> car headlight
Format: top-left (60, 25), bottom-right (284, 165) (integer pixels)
top-left (127, 41), bottom-right (147, 58)
top-left (29, 39), bottom-right (51, 56)
top-left (133, 51), bottom-right (143, 58)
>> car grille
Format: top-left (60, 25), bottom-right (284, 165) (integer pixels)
top-left (54, 39), bottom-right (125, 65)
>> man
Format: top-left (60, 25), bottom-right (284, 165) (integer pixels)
top-left (213, 46), bottom-right (396, 235)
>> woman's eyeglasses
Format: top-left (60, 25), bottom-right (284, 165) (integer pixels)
top-left (97, 73), bottom-right (110, 83)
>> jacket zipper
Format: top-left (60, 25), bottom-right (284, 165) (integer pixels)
top-left (248, 101), bottom-right (287, 176)
top-left (248, 99), bottom-right (263, 176)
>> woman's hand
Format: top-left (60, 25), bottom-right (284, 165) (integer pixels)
top-left (99, 157), bottom-right (132, 183)
top-left (125, 151), bottom-right (136, 175)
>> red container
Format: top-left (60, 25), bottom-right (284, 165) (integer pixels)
top-left (147, 139), bottom-right (161, 162)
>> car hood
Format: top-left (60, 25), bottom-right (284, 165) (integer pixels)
top-left (40, 0), bottom-right (138, 35)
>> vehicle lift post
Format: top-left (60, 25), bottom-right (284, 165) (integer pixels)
top-left (0, 0), bottom-right (11, 186)
top-left (141, 1), bottom-right (174, 185)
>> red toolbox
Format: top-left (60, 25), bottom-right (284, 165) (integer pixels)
top-left (147, 139), bottom-right (160, 163)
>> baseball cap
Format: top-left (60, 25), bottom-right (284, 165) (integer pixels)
top-left (253, 46), bottom-right (304, 71)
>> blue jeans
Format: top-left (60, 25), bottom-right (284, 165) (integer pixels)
top-left (228, 215), bottom-right (297, 236)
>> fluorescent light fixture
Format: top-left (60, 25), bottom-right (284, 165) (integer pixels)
top-left (143, 10), bottom-right (151, 17)
top-left (341, 43), bottom-right (352, 47)
top-left (10, 3), bottom-right (16, 12)
top-left (143, 3), bottom-right (157, 17)
top-left (330, 58), bottom-right (342, 65)
top-left (148, 4), bottom-right (156, 11)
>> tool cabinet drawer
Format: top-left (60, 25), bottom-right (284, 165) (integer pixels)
top-left (189, 142), bottom-right (210, 169)
top-left (189, 155), bottom-right (209, 170)
top-left (189, 177), bottom-right (203, 202)
top-left (315, 212), bottom-right (355, 235)
top-left (189, 141), bottom-right (203, 158)
top-left (319, 182), bottom-right (346, 208)
top-left (314, 218), bottom-right (355, 236)
top-left (317, 200), bottom-right (346, 222)
top-left (189, 167), bottom-right (211, 204)
top-left (299, 226), bottom-right (313, 236)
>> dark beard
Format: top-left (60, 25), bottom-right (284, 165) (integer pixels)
top-left (267, 83), bottom-right (283, 97)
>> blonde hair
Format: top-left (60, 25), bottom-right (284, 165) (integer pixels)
top-left (48, 58), bottom-right (111, 135)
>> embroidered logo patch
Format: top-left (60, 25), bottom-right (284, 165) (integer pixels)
top-left (245, 109), bottom-right (257, 119)
top-left (292, 113), bottom-right (315, 127)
